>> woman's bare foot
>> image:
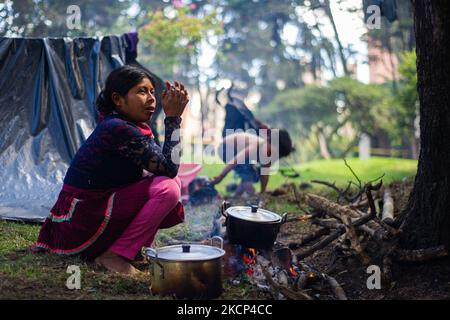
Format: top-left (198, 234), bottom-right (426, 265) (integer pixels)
top-left (95, 250), bottom-right (141, 275)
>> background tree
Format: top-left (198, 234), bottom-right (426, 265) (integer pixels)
top-left (139, 4), bottom-right (222, 137)
top-left (0, 0), bottom-right (133, 37)
top-left (259, 77), bottom-right (389, 161)
top-left (259, 84), bottom-right (337, 161)
top-left (210, 0), bottom-right (342, 106)
top-left (384, 49), bottom-right (419, 158)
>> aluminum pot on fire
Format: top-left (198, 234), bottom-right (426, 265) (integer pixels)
top-left (142, 236), bottom-right (225, 299)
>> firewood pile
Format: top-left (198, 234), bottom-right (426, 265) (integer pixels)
top-left (264, 177), bottom-right (447, 299)
top-left (258, 161), bottom-right (449, 299)
top-left (293, 181), bottom-right (447, 274)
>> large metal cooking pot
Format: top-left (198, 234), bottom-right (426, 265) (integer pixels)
top-left (142, 236), bottom-right (225, 299)
top-left (222, 203), bottom-right (287, 248)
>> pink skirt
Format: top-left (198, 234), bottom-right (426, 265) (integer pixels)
top-left (31, 176), bottom-right (184, 261)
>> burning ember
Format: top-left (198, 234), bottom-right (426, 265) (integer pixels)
top-left (289, 266), bottom-right (299, 277)
top-left (232, 245), bottom-right (303, 280)
top-left (242, 248), bottom-right (258, 276)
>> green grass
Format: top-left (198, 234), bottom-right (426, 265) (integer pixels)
top-left (0, 157), bottom-right (417, 299)
top-left (198, 157), bottom-right (418, 194)
top-left (0, 220), bottom-right (159, 299)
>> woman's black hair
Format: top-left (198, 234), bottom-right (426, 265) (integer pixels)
top-left (96, 65), bottom-right (155, 114)
top-left (278, 129), bottom-right (295, 158)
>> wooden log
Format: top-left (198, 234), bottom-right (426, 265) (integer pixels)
top-left (352, 211), bottom-right (376, 227)
top-left (296, 226), bottom-right (346, 260)
top-left (346, 198), bottom-right (369, 210)
top-left (328, 200), bottom-right (374, 265)
top-left (365, 183), bottom-right (379, 218)
top-left (262, 267), bottom-right (313, 300)
top-left (288, 228), bottom-right (331, 250)
top-left (304, 193), bottom-right (361, 221)
top-left (312, 218), bottom-right (341, 229)
top-left (324, 274), bottom-right (348, 300)
top-left (339, 213), bottom-right (371, 265)
top-left (381, 188), bottom-right (395, 224)
top-left (306, 192), bottom-right (379, 236)
top-left (357, 224), bottom-right (376, 237)
top-left (394, 245), bottom-right (448, 262)
top-left (375, 199), bottom-right (382, 218)
top-left (355, 209), bottom-right (382, 229)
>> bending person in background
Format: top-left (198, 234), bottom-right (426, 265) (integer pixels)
top-left (210, 122), bottom-right (295, 196)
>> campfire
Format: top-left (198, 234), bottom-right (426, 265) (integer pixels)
top-left (212, 210), bottom-right (342, 300)
top-left (218, 240), bottom-right (335, 300)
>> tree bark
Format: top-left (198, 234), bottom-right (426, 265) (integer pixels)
top-left (399, 0), bottom-right (450, 249)
top-left (316, 126), bottom-right (332, 159)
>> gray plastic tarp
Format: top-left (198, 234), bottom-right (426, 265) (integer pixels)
top-left (0, 35), bottom-right (144, 222)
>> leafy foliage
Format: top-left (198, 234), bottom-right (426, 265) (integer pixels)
top-left (382, 49), bottom-right (418, 145)
top-left (259, 77), bottom-right (391, 160)
top-left (140, 6), bottom-right (221, 77)
top-left (0, 0), bottom-right (133, 37)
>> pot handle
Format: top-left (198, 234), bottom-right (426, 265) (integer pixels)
top-left (142, 247), bottom-right (158, 259)
top-left (210, 236), bottom-right (224, 249)
top-left (142, 247), bottom-right (165, 279)
top-left (281, 212), bottom-right (288, 224)
top-left (221, 201), bottom-right (230, 218)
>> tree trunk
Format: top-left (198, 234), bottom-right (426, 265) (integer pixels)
top-left (399, 0), bottom-right (450, 249)
top-left (196, 82), bottom-right (210, 140)
top-left (323, 0), bottom-right (349, 76)
top-left (316, 126), bottom-right (332, 160)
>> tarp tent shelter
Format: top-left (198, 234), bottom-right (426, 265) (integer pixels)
top-left (0, 33), bottom-right (163, 222)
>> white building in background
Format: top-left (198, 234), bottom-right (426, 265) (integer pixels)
top-left (359, 133), bottom-right (371, 160)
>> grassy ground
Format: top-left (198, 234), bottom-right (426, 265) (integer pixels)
top-left (199, 157), bottom-right (418, 194)
top-left (0, 157), bottom-right (417, 299)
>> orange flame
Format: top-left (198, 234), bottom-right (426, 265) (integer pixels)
top-left (242, 248), bottom-right (257, 265)
top-left (289, 266), bottom-right (299, 277)
top-left (242, 247), bottom-right (258, 276)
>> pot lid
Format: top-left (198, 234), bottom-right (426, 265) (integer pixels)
top-left (226, 205), bottom-right (281, 223)
top-left (145, 244), bottom-right (225, 262)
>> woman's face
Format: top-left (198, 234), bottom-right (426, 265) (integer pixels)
top-left (113, 77), bottom-right (156, 123)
